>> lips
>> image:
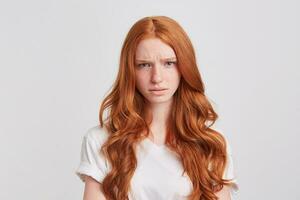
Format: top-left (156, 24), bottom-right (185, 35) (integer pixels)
top-left (149, 88), bottom-right (168, 91)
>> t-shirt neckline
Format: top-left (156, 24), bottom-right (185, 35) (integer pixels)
top-left (144, 137), bottom-right (166, 150)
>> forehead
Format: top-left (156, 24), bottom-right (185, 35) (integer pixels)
top-left (135, 38), bottom-right (176, 59)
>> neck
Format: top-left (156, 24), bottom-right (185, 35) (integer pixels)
top-left (144, 98), bottom-right (173, 141)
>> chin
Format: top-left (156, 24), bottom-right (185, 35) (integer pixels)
top-left (146, 95), bottom-right (174, 104)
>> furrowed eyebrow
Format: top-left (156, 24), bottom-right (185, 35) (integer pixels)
top-left (135, 57), bottom-right (177, 62)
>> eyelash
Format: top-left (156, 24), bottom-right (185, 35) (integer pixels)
top-left (137, 61), bottom-right (177, 68)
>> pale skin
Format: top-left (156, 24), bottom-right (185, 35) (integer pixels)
top-left (82, 38), bottom-right (232, 199)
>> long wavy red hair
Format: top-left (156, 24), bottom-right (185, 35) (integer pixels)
top-left (98, 15), bottom-right (235, 200)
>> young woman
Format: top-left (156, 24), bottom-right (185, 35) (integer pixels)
top-left (75, 16), bottom-right (239, 200)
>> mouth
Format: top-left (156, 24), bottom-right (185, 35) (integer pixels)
top-left (149, 88), bottom-right (168, 96)
top-left (149, 88), bottom-right (168, 91)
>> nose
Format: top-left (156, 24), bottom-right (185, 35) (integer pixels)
top-left (151, 64), bottom-right (163, 83)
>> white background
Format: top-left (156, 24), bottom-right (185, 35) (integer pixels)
top-left (0, 0), bottom-right (299, 199)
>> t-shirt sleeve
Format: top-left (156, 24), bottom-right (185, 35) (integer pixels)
top-left (222, 135), bottom-right (239, 198)
top-left (75, 127), bottom-right (109, 183)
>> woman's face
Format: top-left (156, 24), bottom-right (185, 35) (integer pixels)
top-left (134, 38), bottom-right (181, 104)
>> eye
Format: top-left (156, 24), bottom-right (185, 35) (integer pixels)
top-left (137, 63), bottom-right (151, 68)
top-left (165, 61), bottom-right (177, 67)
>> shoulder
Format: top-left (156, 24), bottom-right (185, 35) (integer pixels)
top-left (75, 125), bottom-right (111, 183)
top-left (84, 125), bottom-right (110, 147)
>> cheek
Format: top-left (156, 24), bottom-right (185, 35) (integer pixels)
top-left (167, 70), bottom-right (181, 85)
top-left (135, 72), bottom-right (148, 89)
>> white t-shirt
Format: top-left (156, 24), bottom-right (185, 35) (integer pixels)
top-left (75, 125), bottom-right (239, 200)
